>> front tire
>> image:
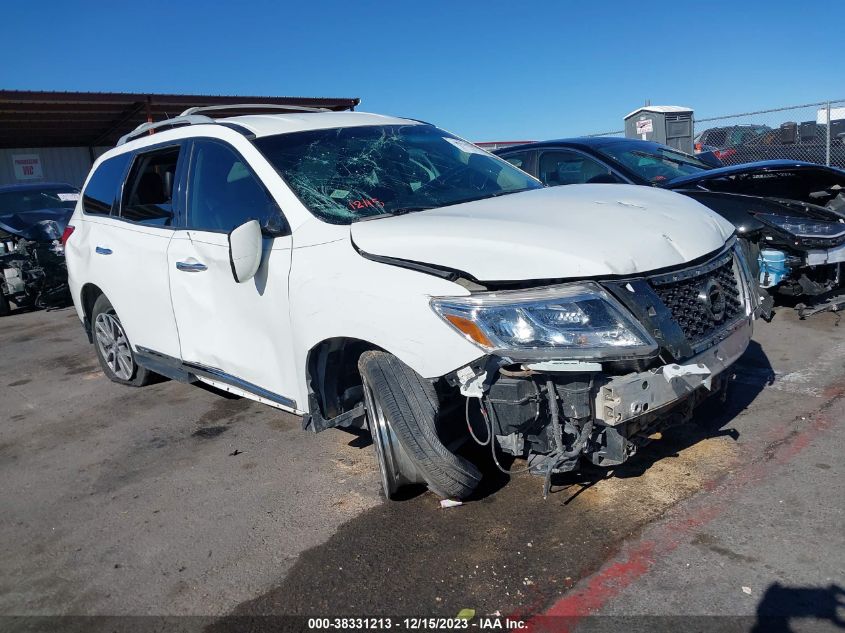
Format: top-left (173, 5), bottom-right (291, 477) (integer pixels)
top-left (358, 351), bottom-right (481, 500)
top-left (91, 294), bottom-right (152, 387)
top-left (0, 292), bottom-right (10, 317)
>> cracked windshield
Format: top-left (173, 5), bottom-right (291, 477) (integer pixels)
top-left (254, 124), bottom-right (540, 223)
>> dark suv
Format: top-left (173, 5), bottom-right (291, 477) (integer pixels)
top-left (694, 124), bottom-right (770, 156)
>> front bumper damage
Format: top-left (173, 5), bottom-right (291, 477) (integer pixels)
top-left (465, 319), bottom-right (751, 491)
top-left (595, 318), bottom-right (751, 428)
top-left (453, 243), bottom-right (756, 496)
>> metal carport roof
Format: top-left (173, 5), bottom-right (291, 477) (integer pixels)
top-left (0, 90), bottom-right (361, 149)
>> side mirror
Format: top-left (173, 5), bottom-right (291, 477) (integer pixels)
top-left (228, 219), bottom-right (263, 283)
top-left (261, 208), bottom-right (289, 236)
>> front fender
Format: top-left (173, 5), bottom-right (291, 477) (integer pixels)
top-left (288, 237), bottom-right (484, 413)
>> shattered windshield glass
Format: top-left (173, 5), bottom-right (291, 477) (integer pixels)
top-left (254, 124), bottom-right (541, 224)
top-left (596, 142), bottom-right (711, 184)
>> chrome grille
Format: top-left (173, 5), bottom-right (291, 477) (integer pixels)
top-left (649, 251), bottom-right (744, 347)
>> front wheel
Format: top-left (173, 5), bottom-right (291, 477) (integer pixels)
top-left (358, 351), bottom-right (481, 500)
top-left (0, 292), bottom-right (10, 317)
top-left (91, 294), bottom-right (152, 387)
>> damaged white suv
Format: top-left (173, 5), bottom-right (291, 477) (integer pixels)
top-left (66, 106), bottom-right (759, 500)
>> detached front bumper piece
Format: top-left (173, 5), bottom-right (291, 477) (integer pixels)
top-left (595, 318), bottom-right (752, 427)
top-left (805, 242), bottom-right (845, 266)
top-left (473, 318), bottom-right (752, 483)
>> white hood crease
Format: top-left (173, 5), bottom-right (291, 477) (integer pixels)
top-left (351, 185), bottom-right (735, 281)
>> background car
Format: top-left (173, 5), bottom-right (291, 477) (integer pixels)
top-left (695, 121), bottom-right (845, 167)
top-left (495, 138), bottom-right (845, 306)
top-left (694, 124), bottom-right (771, 160)
top-left (0, 182), bottom-right (78, 315)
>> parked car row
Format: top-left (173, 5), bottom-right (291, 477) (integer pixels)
top-left (694, 121), bottom-right (845, 168)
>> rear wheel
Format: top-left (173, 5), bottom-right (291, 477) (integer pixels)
top-left (0, 292), bottom-right (10, 317)
top-left (358, 351), bottom-right (481, 500)
top-left (91, 294), bottom-right (152, 387)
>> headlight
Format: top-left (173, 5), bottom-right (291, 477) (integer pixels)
top-left (430, 282), bottom-right (658, 361)
top-left (755, 213), bottom-right (845, 239)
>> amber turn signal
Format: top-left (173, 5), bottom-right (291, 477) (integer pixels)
top-left (443, 314), bottom-right (494, 348)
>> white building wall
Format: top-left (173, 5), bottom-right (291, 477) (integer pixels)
top-left (0, 146), bottom-right (110, 188)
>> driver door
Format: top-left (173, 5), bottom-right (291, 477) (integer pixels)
top-left (166, 138), bottom-right (299, 410)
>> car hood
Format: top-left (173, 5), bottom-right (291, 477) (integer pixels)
top-left (664, 160), bottom-right (845, 221)
top-left (664, 160), bottom-right (842, 189)
top-left (0, 207), bottom-right (72, 242)
top-left (351, 185), bottom-right (734, 282)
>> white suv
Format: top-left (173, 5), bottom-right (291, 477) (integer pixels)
top-left (65, 105), bottom-right (758, 500)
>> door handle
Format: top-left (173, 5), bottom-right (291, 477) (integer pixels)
top-left (95, 246), bottom-right (112, 255)
top-left (176, 260), bottom-right (208, 273)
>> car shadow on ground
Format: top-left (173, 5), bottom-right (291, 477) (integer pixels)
top-left (751, 582), bottom-right (845, 632)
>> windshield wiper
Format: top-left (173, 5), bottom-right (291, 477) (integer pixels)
top-left (441, 188), bottom-right (531, 208)
top-left (389, 206), bottom-right (436, 216)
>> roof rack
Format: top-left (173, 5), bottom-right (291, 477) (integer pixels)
top-left (117, 114), bottom-right (215, 146)
top-left (116, 103), bottom-right (338, 146)
top-left (179, 103), bottom-right (330, 116)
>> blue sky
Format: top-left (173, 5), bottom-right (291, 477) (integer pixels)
top-left (1, 1), bottom-right (841, 141)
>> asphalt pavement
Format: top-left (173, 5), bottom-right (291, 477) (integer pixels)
top-left (1, 305), bottom-right (843, 633)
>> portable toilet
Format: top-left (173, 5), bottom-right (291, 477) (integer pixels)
top-left (624, 105), bottom-right (694, 153)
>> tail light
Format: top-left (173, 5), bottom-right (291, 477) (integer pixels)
top-left (714, 148), bottom-right (736, 160)
top-left (61, 225), bottom-right (75, 246)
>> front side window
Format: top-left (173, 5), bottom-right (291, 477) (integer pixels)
top-left (538, 150), bottom-right (617, 186)
top-left (597, 142), bottom-right (712, 183)
top-left (83, 153), bottom-right (131, 215)
top-left (501, 151), bottom-right (531, 171)
top-left (186, 140), bottom-right (284, 233)
top-left (121, 147), bottom-right (180, 226)
top-left (254, 125), bottom-right (541, 224)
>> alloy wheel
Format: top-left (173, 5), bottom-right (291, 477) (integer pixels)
top-left (94, 310), bottom-right (134, 381)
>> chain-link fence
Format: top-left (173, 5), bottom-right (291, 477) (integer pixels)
top-left (694, 100), bottom-right (845, 168)
top-left (586, 129), bottom-right (624, 138)
top-left (586, 99), bottom-right (845, 168)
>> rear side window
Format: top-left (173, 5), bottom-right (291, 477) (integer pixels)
top-left (82, 153), bottom-right (131, 215)
top-left (121, 146), bottom-right (181, 226)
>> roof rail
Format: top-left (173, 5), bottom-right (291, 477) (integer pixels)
top-left (116, 103), bottom-right (338, 146)
top-left (179, 103), bottom-right (330, 117)
top-left (116, 114), bottom-right (215, 146)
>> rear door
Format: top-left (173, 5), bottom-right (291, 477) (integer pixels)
top-left (166, 138), bottom-right (298, 409)
top-left (79, 143), bottom-right (185, 358)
